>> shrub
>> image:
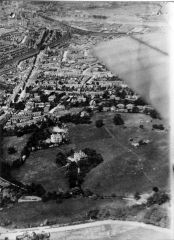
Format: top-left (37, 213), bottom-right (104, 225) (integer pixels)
top-left (113, 114), bottom-right (124, 125)
top-left (83, 189), bottom-right (93, 197)
top-left (8, 146), bottom-right (17, 155)
top-left (87, 209), bottom-right (99, 220)
top-left (95, 119), bottom-right (104, 128)
top-left (147, 192), bottom-right (170, 207)
top-left (152, 124), bottom-right (164, 130)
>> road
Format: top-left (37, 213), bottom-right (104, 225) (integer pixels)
top-left (0, 219), bottom-right (172, 240)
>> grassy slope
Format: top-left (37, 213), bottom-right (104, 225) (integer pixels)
top-left (0, 198), bottom-right (127, 228)
top-left (11, 148), bottom-right (69, 192)
top-left (2, 112), bottom-right (169, 228)
top-left (68, 112), bottom-right (169, 195)
top-left (11, 112), bottom-right (169, 195)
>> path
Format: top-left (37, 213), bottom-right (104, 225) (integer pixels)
top-left (0, 219), bottom-right (172, 240)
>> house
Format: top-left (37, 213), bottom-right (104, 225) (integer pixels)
top-left (137, 105), bottom-right (144, 112)
top-left (80, 111), bottom-right (89, 117)
top-left (52, 126), bottom-right (68, 134)
top-left (131, 142), bottom-right (139, 147)
top-left (48, 95), bottom-right (56, 102)
top-left (67, 150), bottom-right (87, 163)
top-left (111, 106), bottom-right (116, 112)
top-left (117, 103), bottom-right (125, 109)
top-left (126, 103), bottom-right (134, 112)
top-left (57, 104), bottom-right (65, 110)
top-left (103, 107), bottom-right (110, 112)
top-left (50, 133), bottom-right (62, 144)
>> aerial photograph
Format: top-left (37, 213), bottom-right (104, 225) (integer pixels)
top-left (0, 1), bottom-right (172, 240)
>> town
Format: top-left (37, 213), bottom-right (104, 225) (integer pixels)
top-left (0, 1), bottom-right (171, 240)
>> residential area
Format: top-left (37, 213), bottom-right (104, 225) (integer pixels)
top-left (0, 1), bottom-right (171, 240)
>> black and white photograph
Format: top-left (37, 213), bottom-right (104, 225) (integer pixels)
top-left (0, 1), bottom-right (173, 239)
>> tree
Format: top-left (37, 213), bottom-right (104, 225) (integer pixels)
top-left (102, 90), bottom-right (109, 99)
top-left (8, 146), bottom-right (17, 155)
top-left (98, 105), bottom-right (103, 112)
top-left (87, 209), bottom-right (99, 220)
top-left (147, 192), bottom-right (170, 206)
top-left (113, 114), bottom-right (124, 125)
top-left (132, 106), bottom-right (139, 113)
top-left (153, 187), bottom-right (159, 193)
top-left (149, 109), bottom-right (161, 119)
top-left (134, 97), bottom-right (146, 106)
top-left (95, 119), bottom-right (104, 128)
top-left (152, 124), bottom-right (164, 130)
top-left (66, 162), bottom-right (78, 188)
top-left (56, 152), bottom-right (67, 166)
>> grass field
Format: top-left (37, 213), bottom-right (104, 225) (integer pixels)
top-left (67, 112), bottom-right (169, 195)
top-left (11, 148), bottom-right (69, 192)
top-left (0, 198), bottom-right (128, 228)
top-left (11, 112), bottom-right (169, 195)
top-left (2, 112), bottom-right (169, 228)
top-left (2, 134), bottom-right (32, 164)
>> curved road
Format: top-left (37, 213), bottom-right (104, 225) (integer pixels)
top-left (0, 220), bottom-right (172, 240)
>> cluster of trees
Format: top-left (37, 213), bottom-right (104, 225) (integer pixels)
top-left (113, 114), bottom-right (124, 125)
top-left (149, 109), bottom-right (161, 119)
top-left (8, 146), bottom-right (17, 155)
top-left (55, 150), bottom-right (71, 166)
top-left (5, 127), bottom-right (51, 169)
top-left (7, 121), bottom-right (66, 169)
top-left (3, 115), bottom-right (59, 137)
top-left (147, 191), bottom-right (170, 207)
top-left (56, 148), bottom-right (103, 189)
top-left (42, 187), bottom-right (93, 203)
top-left (25, 183), bottom-right (46, 198)
top-left (59, 113), bottom-right (91, 124)
top-left (152, 124), bottom-right (164, 130)
top-left (92, 15), bottom-right (108, 19)
top-left (10, 101), bottom-right (25, 111)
